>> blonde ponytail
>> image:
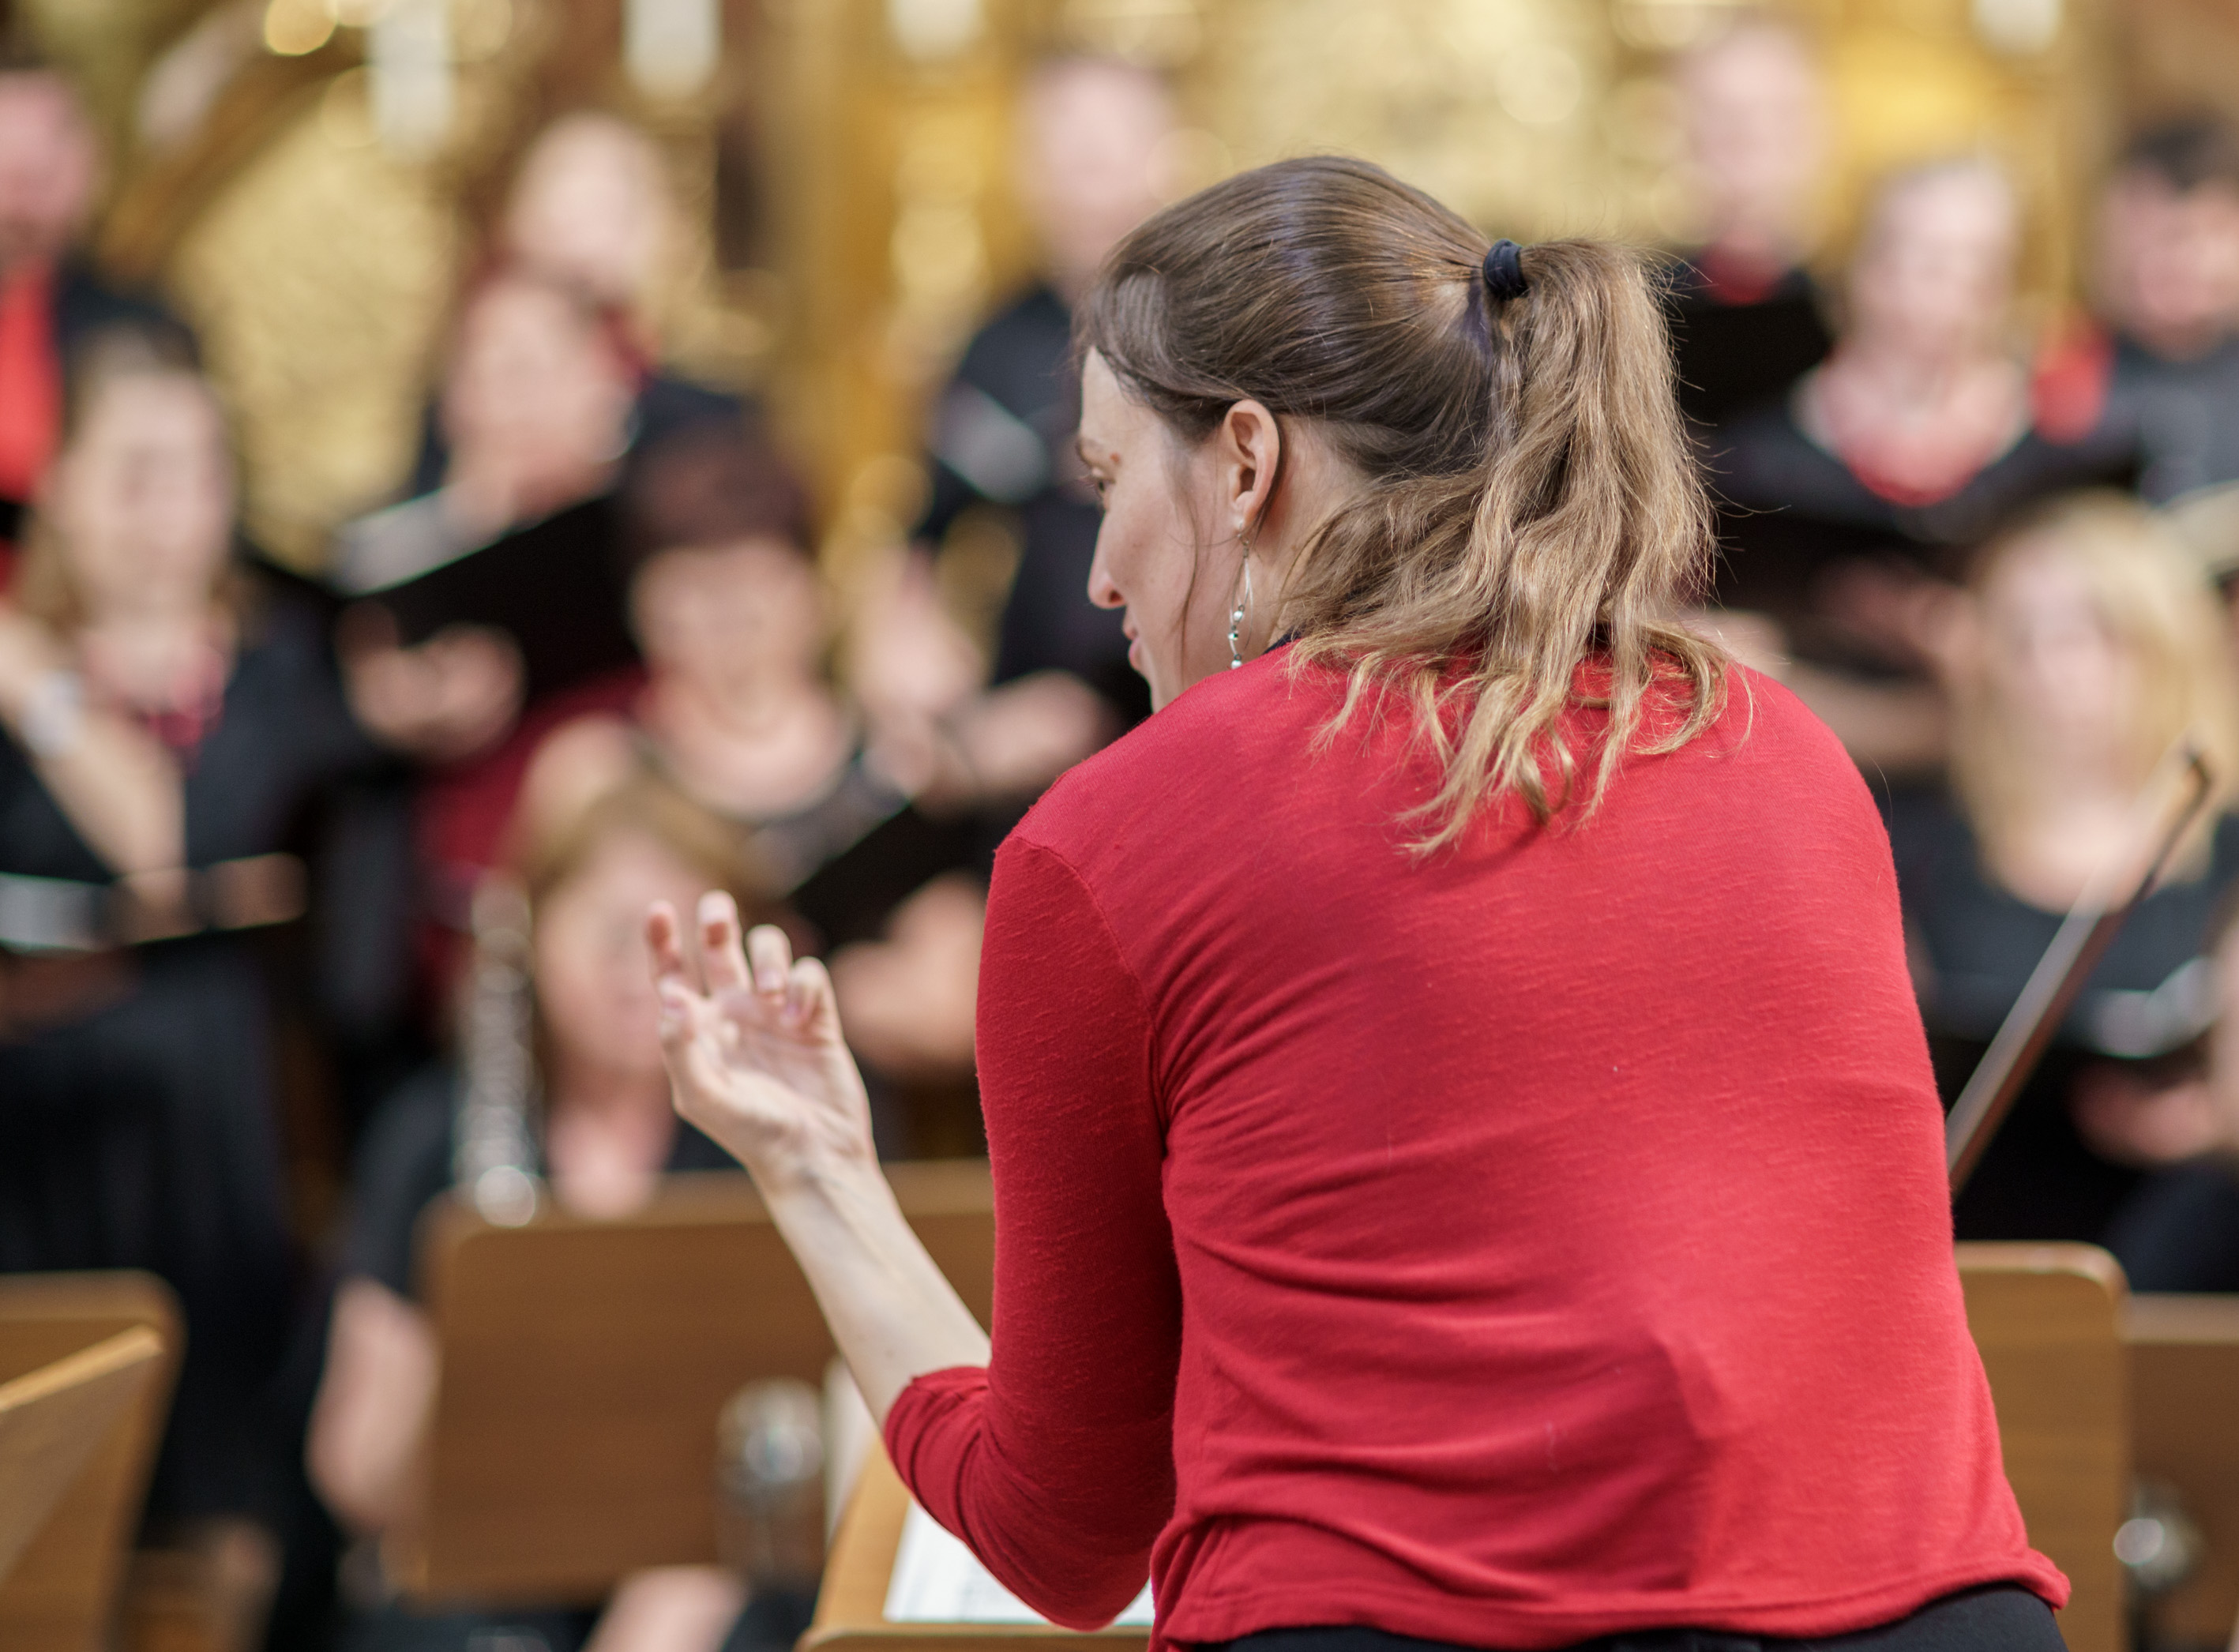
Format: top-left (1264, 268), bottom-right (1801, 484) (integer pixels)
top-left (1083, 159), bottom-right (1726, 850)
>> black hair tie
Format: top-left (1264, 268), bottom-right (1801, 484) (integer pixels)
top-left (1482, 238), bottom-right (1528, 302)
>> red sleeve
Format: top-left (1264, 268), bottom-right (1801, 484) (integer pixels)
top-left (883, 833), bottom-right (1181, 1629)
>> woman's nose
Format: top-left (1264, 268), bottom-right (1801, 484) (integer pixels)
top-left (1086, 550), bottom-right (1124, 611)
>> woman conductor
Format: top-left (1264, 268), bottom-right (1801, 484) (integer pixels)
top-left (647, 158), bottom-right (2067, 1651)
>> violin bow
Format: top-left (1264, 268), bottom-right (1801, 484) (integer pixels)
top-left (1945, 739), bottom-right (2218, 1194)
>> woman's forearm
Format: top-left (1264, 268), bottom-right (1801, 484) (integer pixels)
top-left (308, 1278), bottom-right (441, 1536)
top-left (760, 1158), bottom-right (990, 1424)
top-left (27, 723), bottom-right (186, 876)
top-left (651, 897), bottom-right (992, 1422)
top-left (0, 643), bottom-right (184, 875)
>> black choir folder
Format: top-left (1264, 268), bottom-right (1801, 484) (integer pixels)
top-left (357, 495), bottom-right (639, 704)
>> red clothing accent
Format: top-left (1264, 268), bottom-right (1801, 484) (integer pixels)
top-left (1833, 416), bottom-right (2012, 510)
top-left (0, 261), bottom-right (61, 503)
top-left (885, 656), bottom-right (2064, 1648)
top-left (1839, 456), bottom-right (1982, 510)
top-left (2031, 314), bottom-right (2117, 446)
top-left (134, 638), bottom-right (231, 762)
top-left (411, 664), bottom-right (646, 1001)
top-left (1691, 244), bottom-right (1787, 306)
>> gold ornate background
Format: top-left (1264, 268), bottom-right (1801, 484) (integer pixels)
top-left (17, 0), bottom-right (2223, 581)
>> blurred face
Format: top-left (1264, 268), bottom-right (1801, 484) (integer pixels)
top-left (1848, 167), bottom-right (2019, 365)
top-left (632, 538), bottom-right (824, 694)
top-left (45, 374), bottom-right (235, 616)
top-left (504, 118), bottom-right (672, 309)
top-left (1978, 541), bottom-right (2136, 768)
top-left (0, 74), bottom-right (96, 272)
top-left (1679, 27), bottom-right (1824, 247)
top-left (441, 280), bottom-right (634, 483)
top-left (535, 829), bottom-right (711, 1083)
top-left (1078, 350), bottom-right (1237, 708)
top-left (1018, 62), bottom-right (1174, 296)
top-left (2098, 171), bottom-right (2239, 358)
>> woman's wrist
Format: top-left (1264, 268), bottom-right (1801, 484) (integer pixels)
top-left (754, 1150), bottom-right (990, 1419)
top-left (674, 1065), bottom-right (882, 1210)
top-left (754, 1139), bottom-right (896, 1236)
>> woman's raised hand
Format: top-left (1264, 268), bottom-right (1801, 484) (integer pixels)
top-left (648, 893), bottom-right (877, 1192)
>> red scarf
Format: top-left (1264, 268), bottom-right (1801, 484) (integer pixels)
top-left (0, 261), bottom-right (60, 502)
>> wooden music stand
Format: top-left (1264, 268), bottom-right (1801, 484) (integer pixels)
top-left (393, 1161), bottom-right (995, 1609)
top-left (0, 1273), bottom-right (180, 1652)
top-left (1956, 1244), bottom-right (2128, 1652)
top-left (2126, 1293), bottom-right (2239, 1650)
top-left (0, 1330), bottom-right (167, 1583)
top-left (805, 1444), bottom-right (1141, 1652)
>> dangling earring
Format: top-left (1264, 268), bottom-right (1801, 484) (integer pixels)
top-left (1228, 531), bottom-right (1255, 670)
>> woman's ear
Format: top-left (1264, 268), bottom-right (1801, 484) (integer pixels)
top-left (1216, 399), bottom-right (1283, 536)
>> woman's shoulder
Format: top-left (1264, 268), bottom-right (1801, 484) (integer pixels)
top-left (517, 712), bottom-right (641, 842)
top-left (1711, 392), bottom-right (1870, 511)
top-left (1619, 668), bottom-right (1892, 876)
top-left (1012, 656), bottom-right (1860, 880)
top-left (1009, 651), bottom-right (1328, 871)
top-left (1698, 664), bottom-right (1873, 786)
top-left (340, 1065), bottom-right (460, 1300)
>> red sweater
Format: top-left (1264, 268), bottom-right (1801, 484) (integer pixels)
top-left (885, 654), bottom-right (2064, 1650)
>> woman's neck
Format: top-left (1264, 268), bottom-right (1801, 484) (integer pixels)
top-left (1698, 222), bottom-right (1804, 295)
top-left (1805, 341), bottom-right (2026, 503)
top-left (644, 670), bottom-right (852, 817)
top-left (1821, 336), bottom-right (2002, 409)
top-left (73, 596), bottom-right (231, 711)
top-left (659, 666), bottom-right (823, 733)
top-left (80, 586), bottom-right (212, 633)
top-left (541, 1058), bottom-right (678, 1221)
top-left (1985, 761), bottom-right (2146, 911)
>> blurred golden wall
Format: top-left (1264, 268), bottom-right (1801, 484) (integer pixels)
top-left (776, 0), bottom-right (2120, 586)
top-left (17, 0), bottom-right (2147, 582)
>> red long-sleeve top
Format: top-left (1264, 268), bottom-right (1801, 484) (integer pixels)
top-left (885, 653), bottom-right (2064, 1650)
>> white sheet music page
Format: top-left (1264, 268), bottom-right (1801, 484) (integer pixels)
top-left (884, 1502), bottom-right (1155, 1627)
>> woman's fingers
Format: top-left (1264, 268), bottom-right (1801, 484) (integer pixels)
top-left (699, 892), bottom-right (751, 996)
top-left (648, 902), bottom-right (706, 1064)
top-left (746, 924), bottom-right (795, 999)
top-left (787, 955), bottom-right (840, 1034)
top-left (646, 901), bottom-right (694, 993)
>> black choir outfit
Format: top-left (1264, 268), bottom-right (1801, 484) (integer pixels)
top-left (1709, 396), bottom-right (2134, 642)
top-left (917, 284), bottom-right (1149, 728)
top-left (2099, 332), bottom-right (2239, 505)
top-left (625, 732), bottom-right (979, 1156)
top-left (0, 581), bottom-right (382, 1520)
top-left (333, 494), bottom-right (641, 708)
top-left (1886, 788), bottom-right (2239, 1275)
top-left (1662, 254), bottom-right (1834, 438)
